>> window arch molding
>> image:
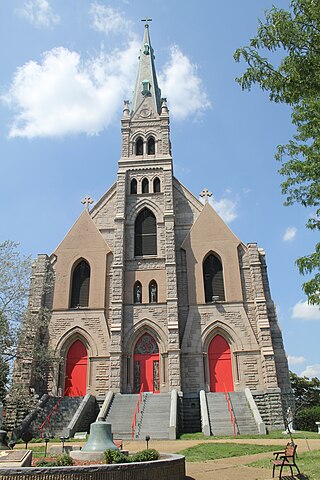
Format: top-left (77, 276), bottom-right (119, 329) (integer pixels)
top-left (202, 251), bottom-right (226, 303)
top-left (69, 258), bottom-right (91, 308)
top-left (123, 319), bottom-right (166, 357)
top-left (126, 199), bottom-right (163, 224)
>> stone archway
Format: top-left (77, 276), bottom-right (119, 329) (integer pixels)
top-left (64, 339), bottom-right (88, 396)
top-left (208, 334), bottom-right (234, 392)
top-left (134, 333), bottom-right (159, 393)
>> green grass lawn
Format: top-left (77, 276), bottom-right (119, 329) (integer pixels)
top-left (248, 449), bottom-right (320, 480)
top-left (178, 442), bottom-right (278, 462)
top-left (179, 430), bottom-right (320, 440)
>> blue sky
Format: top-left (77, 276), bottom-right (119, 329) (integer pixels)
top-left (1, 0), bottom-right (319, 378)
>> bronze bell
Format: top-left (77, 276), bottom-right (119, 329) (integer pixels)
top-left (82, 419), bottom-right (119, 452)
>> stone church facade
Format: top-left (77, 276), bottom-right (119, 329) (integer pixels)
top-left (11, 24), bottom-right (291, 430)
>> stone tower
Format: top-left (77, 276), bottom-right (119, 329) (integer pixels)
top-left (9, 22), bottom-right (292, 432)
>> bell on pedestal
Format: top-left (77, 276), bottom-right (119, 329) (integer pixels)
top-left (82, 419), bottom-right (119, 452)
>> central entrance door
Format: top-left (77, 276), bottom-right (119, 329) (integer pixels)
top-left (208, 334), bottom-right (234, 392)
top-left (64, 339), bottom-right (88, 396)
top-left (134, 333), bottom-right (159, 393)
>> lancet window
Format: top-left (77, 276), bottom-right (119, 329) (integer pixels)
top-left (203, 253), bottom-right (225, 303)
top-left (70, 259), bottom-right (90, 308)
top-left (134, 208), bottom-right (157, 256)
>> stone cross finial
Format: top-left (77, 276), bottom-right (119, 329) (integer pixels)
top-left (141, 17), bottom-right (152, 25)
top-left (200, 188), bottom-right (212, 204)
top-left (81, 195), bottom-right (94, 210)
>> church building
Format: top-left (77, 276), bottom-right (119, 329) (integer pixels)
top-left (11, 22), bottom-right (292, 435)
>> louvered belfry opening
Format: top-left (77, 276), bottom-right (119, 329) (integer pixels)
top-left (70, 260), bottom-right (90, 308)
top-left (203, 253), bottom-right (225, 302)
top-left (135, 208), bottom-right (157, 256)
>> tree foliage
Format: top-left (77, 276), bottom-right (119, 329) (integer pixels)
top-left (0, 240), bottom-right (31, 401)
top-left (234, 0), bottom-right (320, 305)
top-left (290, 370), bottom-right (320, 408)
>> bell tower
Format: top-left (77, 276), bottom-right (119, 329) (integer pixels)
top-left (109, 20), bottom-right (181, 393)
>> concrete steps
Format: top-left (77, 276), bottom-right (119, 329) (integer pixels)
top-left (229, 392), bottom-right (259, 435)
top-left (105, 394), bottom-right (139, 439)
top-left (136, 393), bottom-right (171, 439)
top-left (29, 396), bottom-right (83, 438)
top-left (206, 392), bottom-right (259, 436)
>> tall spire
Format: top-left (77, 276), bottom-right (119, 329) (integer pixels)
top-left (131, 20), bottom-right (161, 115)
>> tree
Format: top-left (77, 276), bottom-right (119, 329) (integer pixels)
top-left (0, 240), bottom-right (31, 401)
top-left (234, 0), bottom-right (320, 305)
top-left (290, 370), bottom-right (320, 408)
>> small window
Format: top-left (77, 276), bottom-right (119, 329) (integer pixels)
top-left (134, 281), bottom-right (142, 303)
top-left (70, 260), bottom-right (90, 308)
top-left (147, 137), bottom-right (155, 155)
top-left (142, 178), bottom-right (149, 194)
top-left (203, 253), bottom-right (225, 303)
top-left (130, 178), bottom-right (137, 194)
top-left (149, 281), bottom-right (158, 303)
top-left (142, 80), bottom-right (150, 94)
top-left (136, 137), bottom-right (143, 156)
top-left (153, 177), bottom-right (160, 193)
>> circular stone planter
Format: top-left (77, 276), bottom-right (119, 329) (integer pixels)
top-left (0, 453), bottom-right (185, 480)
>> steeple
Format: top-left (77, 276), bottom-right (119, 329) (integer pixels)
top-left (131, 20), bottom-right (161, 115)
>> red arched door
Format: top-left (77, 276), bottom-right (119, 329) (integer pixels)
top-left (209, 335), bottom-right (234, 392)
top-left (64, 340), bottom-right (88, 396)
top-left (134, 333), bottom-right (160, 393)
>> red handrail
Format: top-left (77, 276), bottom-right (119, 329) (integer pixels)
top-left (224, 384), bottom-right (237, 436)
top-left (131, 384), bottom-right (144, 439)
top-left (39, 388), bottom-right (69, 438)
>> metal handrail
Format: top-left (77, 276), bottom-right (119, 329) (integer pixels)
top-left (131, 384), bottom-right (144, 439)
top-left (224, 384), bottom-right (237, 436)
top-left (39, 387), bottom-right (69, 438)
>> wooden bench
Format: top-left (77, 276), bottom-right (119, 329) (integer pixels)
top-left (272, 442), bottom-right (301, 479)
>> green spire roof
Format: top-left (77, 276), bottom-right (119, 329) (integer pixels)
top-left (131, 23), bottom-right (161, 114)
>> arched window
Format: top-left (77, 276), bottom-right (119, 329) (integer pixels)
top-left (149, 281), bottom-right (158, 303)
top-left (147, 137), bottom-right (155, 155)
top-left (135, 208), bottom-right (157, 256)
top-left (136, 137), bottom-right (143, 156)
top-left (70, 260), bottom-right (90, 308)
top-left (203, 253), bottom-right (225, 303)
top-left (134, 281), bottom-right (142, 303)
top-left (153, 177), bottom-right (160, 193)
top-left (142, 178), bottom-right (149, 194)
top-left (130, 178), bottom-right (137, 194)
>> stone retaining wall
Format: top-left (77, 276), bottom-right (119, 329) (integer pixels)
top-left (0, 454), bottom-right (185, 480)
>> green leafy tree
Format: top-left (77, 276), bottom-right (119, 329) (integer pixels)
top-left (0, 240), bottom-right (31, 401)
top-left (234, 0), bottom-right (320, 305)
top-left (290, 370), bottom-right (320, 408)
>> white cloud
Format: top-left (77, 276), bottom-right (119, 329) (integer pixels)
top-left (301, 364), bottom-right (320, 379)
top-left (283, 226), bottom-right (297, 242)
top-left (15, 0), bottom-right (60, 28)
top-left (292, 300), bottom-right (320, 321)
top-left (2, 42), bottom-right (139, 138)
top-left (159, 46), bottom-right (211, 120)
top-left (209, 197), bottom-right (238, 223)
top-left (287, 355), bottom-right (306, 366)
top-left (89, 3), bottom-right (134, 37)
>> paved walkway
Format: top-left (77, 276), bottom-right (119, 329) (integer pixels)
top-left (121, 438), bottom-right (320, 480)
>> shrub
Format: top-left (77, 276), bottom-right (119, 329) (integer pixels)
top-left (131, 449), bottom-right (160, 462)
top-left (36, 453), bottom-right (74, 467)
top-left (295, 406), bottom-right (320, 432)
top-left (104, 449), bottom-right (130, 464)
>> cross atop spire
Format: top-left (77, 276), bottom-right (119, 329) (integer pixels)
top-left (81, 195), bottom-right (94, 210)
top-left (141, 17), bottom-right (152, 26)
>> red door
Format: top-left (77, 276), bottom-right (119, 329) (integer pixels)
top-left (134, 334), bottom-right (160, 393)
top-left (209, 335), bottom-right (234, 392)
top-left (64, 340), bottom-right (88, 396)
